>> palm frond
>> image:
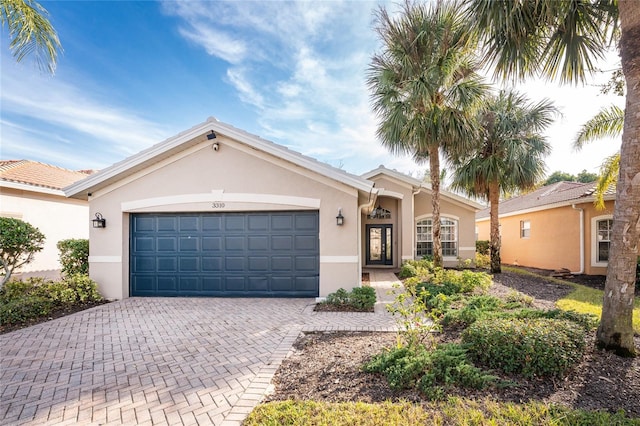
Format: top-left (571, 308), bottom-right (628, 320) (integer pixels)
top-left (594, 153), bottom-right (619, 210)
top-left (0, 0), bottom-right (62, 74)
top-left (573, 105), bottom-right (624, 150)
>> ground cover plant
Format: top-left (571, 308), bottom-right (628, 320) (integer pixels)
top-left (0, 274), bottom-right (104, 332)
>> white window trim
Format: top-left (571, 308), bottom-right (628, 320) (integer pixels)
top-left (591, 214), bottom-right (613, 268)
top-left (415, 214), bottom-right (459, 259)
top-left (520, 220), bottom-right (531, 239)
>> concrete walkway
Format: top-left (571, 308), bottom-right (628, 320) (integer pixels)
top-left (0, 273), bottom-right (401, 426)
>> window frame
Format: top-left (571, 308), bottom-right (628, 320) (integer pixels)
top-left (520, 220), bottom-right (531, 239)
top-left (591, 215), bottom-right (613, 267)
top-left (415, 215), bottom-right (459, 259)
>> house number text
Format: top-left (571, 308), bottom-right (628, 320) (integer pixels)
top-left (211, 202), bottom-right (226, 208)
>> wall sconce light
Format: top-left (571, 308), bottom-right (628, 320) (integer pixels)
top-left (207, 130), bottom-right (217, 140)
top-left (92, 212), bottom-right (106, 228)
top-left (336, 208), bottom-right (344, 226)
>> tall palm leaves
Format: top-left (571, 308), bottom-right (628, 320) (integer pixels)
top-left (573, 105), bottom-right (624, 209)
top-left (368, 1), bottom-right (488, 267)
top-left (465, 0), bottom-right (638, 357)
top-left (452, 90), bottom-right (556, 273)
top-left (1, 0), bottom-right (61, 73)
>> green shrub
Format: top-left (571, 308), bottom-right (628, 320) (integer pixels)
top-left (363, 345), bottom-right (432, 390)
top-left (474, 252), bottom-right (490, 269)
top-left (0, 277), bottom-right (44, 301)
top-left (57, 239), bottom-right (89, 276)
top-left (399, 262), bottom-right (418, 279)
top-left (61, 274), bottom-right (103, 303)
top-left (504, 290), bottom-right (534, 306)
top-left (364, 343), bottom-right (496, 396)
top-left (0, 295), bottom-right (53, 324)
top-left (441, 295), bottom-right (505, 327)
top-left (350, 286), bottom-right (376, 309)
top-left (323, 286), bottom-right (376, 311)
top-left (0, 217), bottom-right (45, 287)
top-left (475, 240), bottom-right (490, 255)
top-left (462, 318), bottom-right (586, 378)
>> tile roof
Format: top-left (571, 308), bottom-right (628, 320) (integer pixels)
top-left (0, 160), bottom-right (92, 191)
top-left (476, 181), bottom-right (616, 219)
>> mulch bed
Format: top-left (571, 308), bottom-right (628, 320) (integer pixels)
top-left (267, 270), bottom-right (640, 417)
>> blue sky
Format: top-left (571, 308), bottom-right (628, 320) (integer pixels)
top-left (0, 0), bottom-right (624, 180)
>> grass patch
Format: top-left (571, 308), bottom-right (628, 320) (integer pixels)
top-left (245, 399), bottom-right (640, 425)
top-left (503, 267), bottom-right (640, 333)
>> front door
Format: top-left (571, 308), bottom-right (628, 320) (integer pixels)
top-left (366, 224), bottom-right (393, 265)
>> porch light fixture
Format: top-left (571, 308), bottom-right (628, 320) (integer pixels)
top-left (92, 212), bottom-right (106, 228)
top-left (207, 130), bottom-right (217, 140)
top-left (336, 208), bottom-right (344, 226)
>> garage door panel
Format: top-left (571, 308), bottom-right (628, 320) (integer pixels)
top-left (248, 236), bottom-right (269, 251)
top-left (157, 217), bottom-right (178, 232)
top-left (158, 276), bottom-right (176, 291)
top-left (130, 212), bottom-right (319, 297)
top-left (179, 216), bottom-right (199, 231)
top-left (202, 257), bottom-right (221, 271)
top-left (157, 257), bottom-right (177, 272)
top-left (179, 257), bottom-right (199, 272)
top-left (225, 236), bottom-right (244, 250)
top-left (157, 237), bottom-right (177, 251)
top-left (180, 237), bottom-right (199, 251)
top-left (248, 215), bottom-right (269, 231)
top-left (272, 236), bottom-right (293, 250)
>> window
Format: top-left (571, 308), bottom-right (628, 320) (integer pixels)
top-left (591, 215), bottom-right (613, 267)
top-left (416, 217), bottom-right (458, 257)
top-left (596, 219), bottom-right (613, 263)
top-left (520, 220), bottom-right (530, 238)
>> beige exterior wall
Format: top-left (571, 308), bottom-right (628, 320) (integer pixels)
top-left (476, 200), bottom-right (614, 275)
top-left (365, 175), bottom-right (477, 268)
top-left (88, 134), bottom-right (361, 299)
top-left (1, 187), bottom-right (88, 274)
top-left (413, 191), bottom-right (477, 267)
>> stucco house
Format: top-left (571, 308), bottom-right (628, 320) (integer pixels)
top-left (475, 181), bottom-right (615, 275)
top-left (65, 117), bottom-right (481, 300)
top-left (0, 160), bottom-right (90, 277)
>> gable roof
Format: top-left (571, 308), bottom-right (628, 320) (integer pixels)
top-left (476, 181), bottom-right (616, 219)
top-left (0, 160), bottom-right (91, 195)
top-left (65, 117), bottom-right (376, 199)
top-left (362, 165), bottom-right (484, 210)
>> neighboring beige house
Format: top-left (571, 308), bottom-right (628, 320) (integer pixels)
top-left (476, 181), bottom-right (615, 275)
top-left (0, 160), bottom-right (91, 277)
top-left (65, 117), bottom-right (481, 300)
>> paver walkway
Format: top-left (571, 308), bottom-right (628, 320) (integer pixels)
top-left (0, 272), bottom-right (400, 425)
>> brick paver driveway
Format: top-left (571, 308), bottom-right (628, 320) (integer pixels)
top-left (1, 298), bottom-right (313, 425)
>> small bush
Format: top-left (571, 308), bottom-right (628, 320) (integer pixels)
top-left (57, 239), bottom-right (89, 276)
top-left (364, 343), bottom-right (496, 396)
top-left (462, 318), bottom-right (586, 378)
top-left (504, 290), bottom-right (534, 306)
top-left (0, 218), bottom-right (45, 287)
top-left (399, 262), bottom-right (418, 279)
top-left (0, 275), bottom-right (103, 325)
top-left (323, 286), bottom-right (376, 311)
top-left (441, 295), bottom-right (505, 327)
top-left (475, 240), bottom-right (490, 255)
top-left (474, 252), bottom-right (490, 269)
top-left (0, 295), bottom-right (53, 324)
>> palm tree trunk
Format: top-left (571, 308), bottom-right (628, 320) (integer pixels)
top-left (596, 0), bottom-right (639, 357)
top-left (488, 179), bottom-right (501, 273)
top-left (429, 145), bottom-right (443, 268)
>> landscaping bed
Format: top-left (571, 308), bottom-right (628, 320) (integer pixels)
top-left (266, 270), bottom-right (640, 418)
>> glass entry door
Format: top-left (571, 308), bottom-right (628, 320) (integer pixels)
top-left (366, 225), bottom-right (393, 265)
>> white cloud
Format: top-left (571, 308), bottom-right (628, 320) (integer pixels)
top-left (178, 23), bottom-right (247, 64)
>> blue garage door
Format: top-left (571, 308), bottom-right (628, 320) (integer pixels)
top-left (130, 211), bottom-right (319, 297)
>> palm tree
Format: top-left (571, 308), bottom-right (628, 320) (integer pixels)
top-left (368, 0), bottom-right (488, 267)
top-left (1, 0), bottom-right (61, 73)
top-left (465, 0), bottom-right (638, 357)
top-left (451, 90), bottom-right (556, 273)
top-left (573, 105), bottom-right (623, 209)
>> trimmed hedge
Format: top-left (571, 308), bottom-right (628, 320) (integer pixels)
top-left (462, 318), bottom-right (586, 378)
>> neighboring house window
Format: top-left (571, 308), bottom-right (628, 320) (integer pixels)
top-left (591, 215), bottom-right (613, 267)
top-left (416, 217), bottom-right (458, 257)
top-left (520, 220), bottom-right (530, 238)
